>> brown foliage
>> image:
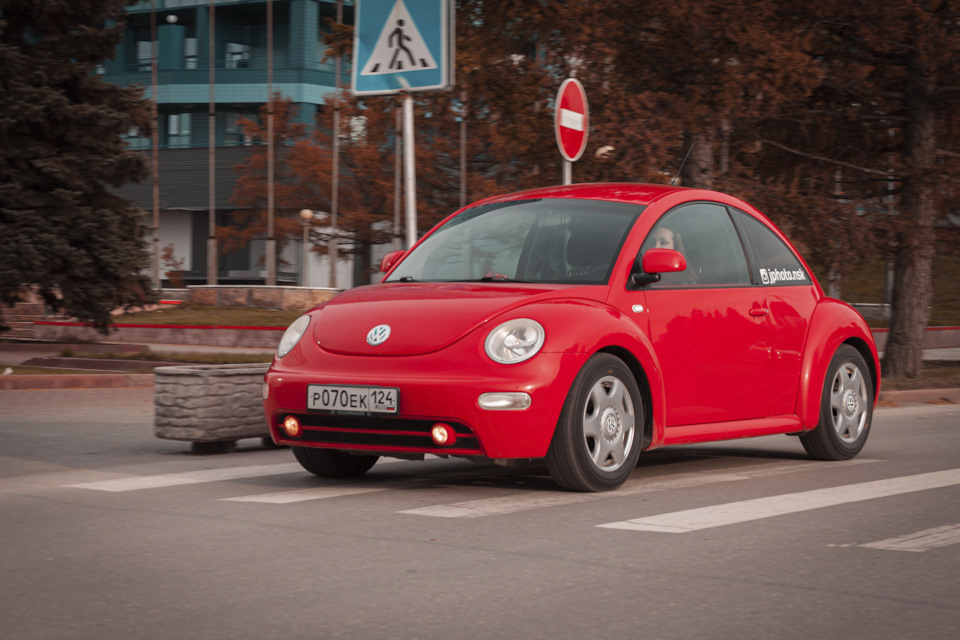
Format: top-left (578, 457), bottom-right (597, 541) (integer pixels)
top-left (227, 0), bottom-right (960, 373)
top-left (217, 94), bottom-right (315, 265)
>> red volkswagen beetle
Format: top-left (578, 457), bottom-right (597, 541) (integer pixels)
top-left (263, 183), bottom-right (879, 491)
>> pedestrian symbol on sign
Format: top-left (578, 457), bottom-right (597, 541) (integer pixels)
top-left (388, 20), bottom-right (414, 70)
top-left (361, 0), bottom-right (438, 76)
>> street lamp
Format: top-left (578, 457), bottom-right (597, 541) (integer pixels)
top-left (299, 208), bottom-right (313, 287)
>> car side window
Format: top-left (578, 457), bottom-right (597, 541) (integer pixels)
top-left (642, 203), bottom-right (750, 287)
top-left (732, 210), bottom-right (810, 286)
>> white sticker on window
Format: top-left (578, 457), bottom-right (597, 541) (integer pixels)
top-left (760, 268), bottom-right (806, 285)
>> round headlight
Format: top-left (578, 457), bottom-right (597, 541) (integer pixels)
top-left (484, 318), bottom-right (545, 364)
top-left (277, 314), bottom-right (311, 358)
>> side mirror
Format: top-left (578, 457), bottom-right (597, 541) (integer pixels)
top-left (630, 249), bottom-right (687, 287)
top-left (380, 249), bottom-right (406, 273)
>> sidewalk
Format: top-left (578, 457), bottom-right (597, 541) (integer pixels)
top-left (1, 342), bottom-right (958, 403)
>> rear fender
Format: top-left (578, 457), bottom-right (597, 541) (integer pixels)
top-left (797, 299), bottom-right (880, 429)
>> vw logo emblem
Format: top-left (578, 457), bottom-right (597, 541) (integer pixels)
top-left (366, 324), bottom-right (391, 346)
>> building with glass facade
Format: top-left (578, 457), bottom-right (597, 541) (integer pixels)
top-left (106, 0), bottom-right (355, 286)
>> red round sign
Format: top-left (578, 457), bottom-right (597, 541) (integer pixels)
top-left (555, 78), bottom-right (589, 162)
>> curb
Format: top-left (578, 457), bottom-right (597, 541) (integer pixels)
top-left (0, 373), bottom-right (154, 390)
top-left (878, 388), bottom-right (960, 405)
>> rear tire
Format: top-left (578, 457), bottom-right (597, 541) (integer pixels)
top-left (547, 354), bottom-right (643, 491)
top-left (800, 344), bottom-right (873, 460)
top-left (292, 446), bottom-right (379, 477)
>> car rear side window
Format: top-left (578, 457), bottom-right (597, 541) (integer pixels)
top-left (733, 210), bottom-right (810, 286)
top-left (643, 203), bottom-right (751, 287)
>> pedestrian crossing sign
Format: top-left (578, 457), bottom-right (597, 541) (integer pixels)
top-left (352, 0), bottom-right (453, 95)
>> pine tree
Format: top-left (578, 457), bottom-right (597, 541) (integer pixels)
top-left (0, 0), bottom-right (156, 333)
top-left (745, 0), bottom-right (960, 377)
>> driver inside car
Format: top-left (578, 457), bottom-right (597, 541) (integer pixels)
top-left (644, 225), bottom-right (701, 285)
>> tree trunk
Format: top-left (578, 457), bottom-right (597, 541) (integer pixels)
top-left (679, 129), bottom-right (715, 189)
top-left (882, 61), bottom-right (937, 378)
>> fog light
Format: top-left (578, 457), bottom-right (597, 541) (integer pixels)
top-left (478, 392), bottom-right (532, 411)
top-left (282, 415), bottom-right (301, 438)
top-left (430, 423), bottom-right (456, 446)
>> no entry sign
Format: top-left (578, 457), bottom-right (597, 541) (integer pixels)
top-left (555, 78), bottom-right (589, 162)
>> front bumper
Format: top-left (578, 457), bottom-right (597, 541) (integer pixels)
top-left (263, 346), bottom-right (584, 459)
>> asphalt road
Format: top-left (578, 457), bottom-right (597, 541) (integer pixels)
top-left (1, 389), bottom-right (958, 640)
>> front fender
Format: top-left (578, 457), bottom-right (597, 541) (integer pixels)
top-left (506, 298), bottom-right (667, 450)
top-left (797, 298), bottom-right (880, 429)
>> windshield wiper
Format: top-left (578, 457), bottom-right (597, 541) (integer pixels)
top-left (398, 276), bottom-right (417, 282)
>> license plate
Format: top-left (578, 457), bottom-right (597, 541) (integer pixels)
top-left (307, 385), bottom-right (399, 414)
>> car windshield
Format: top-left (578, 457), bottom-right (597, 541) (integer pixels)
top-left (386, 198), bottom-right (643, 284)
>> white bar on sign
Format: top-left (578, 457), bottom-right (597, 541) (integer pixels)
top-left (560, 108), bottom-right (584, 131)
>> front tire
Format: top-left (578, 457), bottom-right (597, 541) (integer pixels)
top-left (292, 446), bottom-right (379, 477)
top-left (547, 354), bottom-right (643, 491)
top-left (800, 344), bottom-right (873, 460)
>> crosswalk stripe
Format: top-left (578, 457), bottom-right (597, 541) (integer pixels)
top-left (859, 523), bottom-right (960, 553)
top-left (398, 459), bottom-right (879, 518)
top-left (65, 463), bottom-right (304, 492)
top-left (221, 485), bottom-right (389, 503)
top-left (597, 468), bottom-right (960, 533)
top-left (62, 455), bottom-right (433, 493)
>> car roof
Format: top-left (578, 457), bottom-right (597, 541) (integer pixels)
top-left (475, 182), bottom-right (691, 207)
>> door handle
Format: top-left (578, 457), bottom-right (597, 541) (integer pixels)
top-left (749, 308), bottom-right (769, 317)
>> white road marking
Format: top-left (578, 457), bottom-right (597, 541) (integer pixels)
top-left (62, 455), bottom-right (440, 502)
top-left (859, 524), bottom-right (960, 553)
top-left (398, 459), bottom-right (879, 518)
top-left (62, 456), bottom-right (438, 493)
top-left (377, 455), bottom-right (444, 464)
top-left (65, 463), bottom-right (304, 492)
top-left (597, 468), bottom-right (960, 533)
top-left (221, 485), bottom-right (389, 504)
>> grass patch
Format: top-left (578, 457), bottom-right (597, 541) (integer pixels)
top-left (57, 349), bottom-right (274, 365)
top-left (881, 361), bottom-right (960, 390)
top-left (837, 232), bottom-right (960, 327)
top-left (113, 303), bottom-right (301, 327)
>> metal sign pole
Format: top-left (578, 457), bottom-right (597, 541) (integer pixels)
top-left (351, 1), bottom-right (454, 252)
top-left (563, 159), bottom-right (572, 186)
top-left (207, 0), bottom-right (217, 285)
top-left (394, 106), bottom-right (403, 250)
top-left (265, 0), bottom-right (276, 286)
top-left (150, 0), bottom-right (160, 290)
top-left (329, 0), bottom-right (343, 289)
top-left (403, 93), bottom-right (417, 249)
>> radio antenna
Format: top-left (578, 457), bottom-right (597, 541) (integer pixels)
top-left (671, 142), bottom-right (695, 186)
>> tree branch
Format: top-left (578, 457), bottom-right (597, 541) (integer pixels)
top-left (757, 138), bottom-right (896, 177)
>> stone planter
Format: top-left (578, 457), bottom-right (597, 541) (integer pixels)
top-left (154, 363), bottom-right (271, 453)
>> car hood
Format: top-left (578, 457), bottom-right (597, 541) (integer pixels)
top-left (312, 282), bottom-right (593, 356)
